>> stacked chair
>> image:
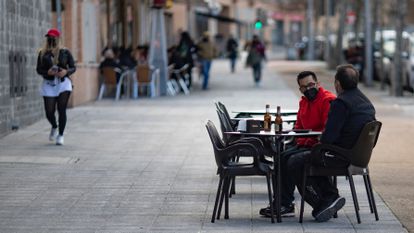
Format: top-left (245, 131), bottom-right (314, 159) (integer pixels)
top-left (205, 120), bottom-right (275, 223)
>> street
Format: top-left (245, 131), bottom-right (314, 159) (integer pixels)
top-left (0, 59), bottom-right (411, 233)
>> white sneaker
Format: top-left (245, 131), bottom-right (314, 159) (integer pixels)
top-left (49, 128), bottom-right (58, 141)
top-left (56, 135), bottom-right (64, 145)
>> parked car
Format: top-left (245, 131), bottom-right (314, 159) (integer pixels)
top-left (373, 30), bottom-right (414, 92)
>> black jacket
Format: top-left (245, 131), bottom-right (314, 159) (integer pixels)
top-left (36, 49), bottom-right (76, 80)
top-left (320, 88), bottom-right (376, 149)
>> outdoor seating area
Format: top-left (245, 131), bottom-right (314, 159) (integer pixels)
top-left (206, 101), bottom-right (382, 224)
top-left (97, 63), bottom-right (194, 100)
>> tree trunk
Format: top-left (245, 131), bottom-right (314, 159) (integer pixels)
top-left (364, 0), bottom-right (373, 86)
top-left (329, 0), bottom-right (346, 69)
top-left (393, 0), bottom-right (406, 96)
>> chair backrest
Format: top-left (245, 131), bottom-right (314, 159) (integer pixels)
top-left (101, 67), bottom-right (117, 85)
top-left (136, 64), bottom-right (152, 83)
top-left (205, 120), bottom-right (226, 168)
top-left (349, 121), bottom-right (382, 167)
top-left (217, 102), bottom-right (233, 125)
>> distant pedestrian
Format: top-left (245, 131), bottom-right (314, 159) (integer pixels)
top-left (197, 32), bottom-right (217, 90)
top-left (226, 35), bottom-right (238, 73)
top-left (36, 28), bottom-right (76, 145)
top-left (245, 35), bottom-right (266, 86)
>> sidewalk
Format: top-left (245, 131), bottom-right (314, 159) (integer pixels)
top-left (0, 60), bottom-right (408, 233)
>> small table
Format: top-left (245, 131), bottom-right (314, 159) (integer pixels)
top-left (232, 115), bottom-right (297, 124)
top-left (224, 130), bottom-right (322, 222)
top-left (232, 109), bottom-right (298, 118)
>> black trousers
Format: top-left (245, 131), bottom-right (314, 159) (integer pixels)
top-left (286, 150), bottom-right (349, 210)
top-left (280, 145), bottom-right (310, 207)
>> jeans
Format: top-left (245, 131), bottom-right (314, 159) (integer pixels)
top-left (286, 150), bottom-right (349, 210)
top-left (229, 57), bottom-right (236, 73)
top-left (252, 63), bottom-right (262, 83)
top-left (201, 60), bottom-right (212, 90)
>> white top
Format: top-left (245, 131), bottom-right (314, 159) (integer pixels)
top-left (40, 77), bottom-right (72, 97)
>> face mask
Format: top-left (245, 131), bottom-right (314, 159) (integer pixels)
top-left (304, 87), bottom-right (319, 101)
top-left (47, 37), bottom-right (57, 48)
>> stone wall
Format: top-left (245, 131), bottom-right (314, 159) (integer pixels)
top-left (0, 0), bottom-right (51, 137)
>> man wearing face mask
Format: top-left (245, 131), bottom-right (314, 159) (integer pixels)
top-left (286, 65), bottom-right (375, 222)
top-left (260, 71), bottom-right (336, 218)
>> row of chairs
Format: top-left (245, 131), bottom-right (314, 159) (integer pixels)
top-left (98, 63), bottom-right (192, 100)
top-left (207, 101), bottom-right (381, 224)
top-left (98, 65), bottom-right (158, 100)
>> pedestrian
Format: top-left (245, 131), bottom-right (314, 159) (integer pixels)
top-left (196, 31), bottom-right (217, 90)
top-left (172, 31), bottom-right (196, 88)
top-left (259, 71), bottom-right (336, 218)
top-left (226, 35), bottom-right (238, 73)
top-left (286, 64), bottom-right (376, 222)
top-left (36, 28), bottom-right (76, 145)
top-left (245, 35), bottom-right (266, 86)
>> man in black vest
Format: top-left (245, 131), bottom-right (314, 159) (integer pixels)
top-left (286, 64), bottom-right (376, 222)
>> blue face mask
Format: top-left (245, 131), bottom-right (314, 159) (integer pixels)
top-left (304, 88), bottom-right (318, 101)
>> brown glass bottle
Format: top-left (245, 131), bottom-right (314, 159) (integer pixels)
top-left (263, 104), bottom-right (271, 131)
top-left (275, 106), bottom-right (283, 133)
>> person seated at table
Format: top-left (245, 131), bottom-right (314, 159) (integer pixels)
top-left (287, 64), bottom-right (376, 222)
top-left (260, 70), bottom-right (336, 218)
top-left (99, 48), bottom-right (122, 82)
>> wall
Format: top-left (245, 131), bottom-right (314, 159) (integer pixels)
top-left (0, 0), bottom-right (51, 137)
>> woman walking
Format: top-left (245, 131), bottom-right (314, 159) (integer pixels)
top-left (245, 35), bottom-right (266, 86)
top-left (36, 28), bottom-right (76, 145)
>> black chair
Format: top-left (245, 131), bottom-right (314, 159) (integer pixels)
top-left (205, 120), bottom-right (275, 223)
top-left (299, 121), bottom-right (382, 223)
top-left (215, 101), bottom-right (238, 130)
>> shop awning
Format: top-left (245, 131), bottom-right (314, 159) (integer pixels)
top-left (195, 11), bottom-right (245, 25)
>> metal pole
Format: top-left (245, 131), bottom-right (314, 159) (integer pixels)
top-left (55, 0), bottom-right (62, 32)
top-left (307, 0), bottom-right (315, 60)
top-left (324, 0), bottom-right (331, 62)
top-left (364, 0), bottom-right (373, 86)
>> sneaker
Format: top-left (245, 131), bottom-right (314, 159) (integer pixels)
top-left (259, 203), bottom-right (295, 218)
top-left (314, 196), bottom-right (345, 222)
top-left (49, 128), bottom-right (58, 141)
top-left (56, 135), bottom-right (64, 145)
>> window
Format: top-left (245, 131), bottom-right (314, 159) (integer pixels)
top-left (9, 51), bottom-right (27, 97)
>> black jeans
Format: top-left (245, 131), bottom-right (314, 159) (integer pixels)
top-left (280, 145), bottom-right (310, 207)
top-left (286, 150), bottom-right (349, 210)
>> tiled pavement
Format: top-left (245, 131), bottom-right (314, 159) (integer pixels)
top-left (0, 60), bottom-right (408, 233)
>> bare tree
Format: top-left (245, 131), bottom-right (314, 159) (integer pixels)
top-left (393, 0), bottom-right (406, 96)
top-left (329, 0), bottom-right (346, 69)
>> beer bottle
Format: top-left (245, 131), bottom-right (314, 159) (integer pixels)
top-left (275, 106), bottom-right (283, 133)
top-left (263, 104), bottom-right (271, 131)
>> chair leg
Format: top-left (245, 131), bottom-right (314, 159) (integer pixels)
top-left (225, 176), bottom-right (230, 219)
top-left (115, 83), bottom-right (122, 101)
top-left (333, 176), bottom-right (338, 218)
top-left (299, 167), bottom-right (307, 223)
top-left (217, 176), bottom-right (229, 220)
top-left (348, 174), bottom-right (361, 224)
top-left (178, 78), bottom-right (190, 95)
top-left (363, 174), bottom-right (374, 213)
top-left (366, 174), bottom-right (379, 221)
top-left (266, 174), bottom-right (275, 223)
top-left (98, 84), bottom-right (105, 100)
top-left (132, 81), bottom-right (138, 99)
top-left (211, 176), bottom-right (224, 223)
top-left (229, 176), bottom-right (235, 197)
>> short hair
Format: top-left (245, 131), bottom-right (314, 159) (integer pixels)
top-left (297, 71), bottom-right (318, 85)
top-left (335, 64), bottom-right (359, 90)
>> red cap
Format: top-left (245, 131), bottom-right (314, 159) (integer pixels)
top-left (45, 28), bottom-right (60, 37)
